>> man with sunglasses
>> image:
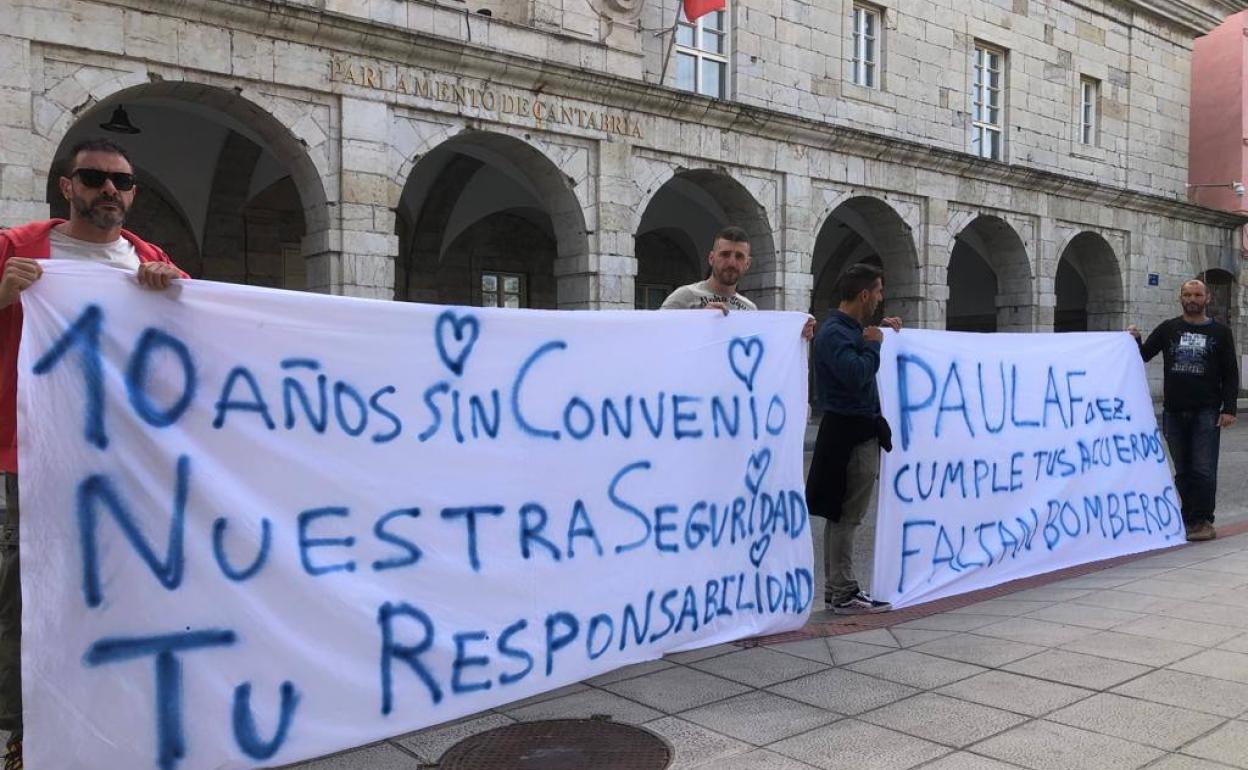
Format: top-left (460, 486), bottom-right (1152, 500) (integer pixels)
top-left (0, 137), bottom-right (184, 770)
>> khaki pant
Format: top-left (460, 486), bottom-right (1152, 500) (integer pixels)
top-left (823, 439), bottom-right (879, 604)
top-left (0, 474), bottom-right (19, 734)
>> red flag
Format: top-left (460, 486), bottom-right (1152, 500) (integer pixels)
top-left (683, 0), bottom-right (726, 22)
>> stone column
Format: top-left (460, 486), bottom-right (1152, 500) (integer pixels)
top-left (0, 35), bottom-right (42, 224)
top-left (325, 96), bottom-right (397, 299)
top-left (1032, 216), bottom-right (1059, 332)
top-left (921, 198), bottom-right (954, 331)
top-left (591, 141), bottom-right (641, 309)
top-left (546, 139), bottom-right (602, 311)
top-left (776, 172), bottom-right (815, 313)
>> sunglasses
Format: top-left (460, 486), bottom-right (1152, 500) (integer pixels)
top-left (70, 168), bottom-right (136, 191)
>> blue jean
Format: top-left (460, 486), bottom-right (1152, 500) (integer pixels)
top-left (1162, 408), bottom-right (1222, 525)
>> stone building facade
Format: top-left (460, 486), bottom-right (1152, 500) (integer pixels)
top-left (2, 0), bottom-right (1246, 371)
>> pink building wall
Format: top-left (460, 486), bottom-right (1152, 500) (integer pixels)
top-left (1190, 10), bottom-right (1248, 213)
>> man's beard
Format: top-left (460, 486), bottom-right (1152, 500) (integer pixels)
top-left (1183, 301), bottom-right (1206, 315)
top-left (713, 267), bottom-right (739, 287)
top-left (866, 299), bottom-right (884, 324)
top-left (73, 194), bottom-right (126, 230)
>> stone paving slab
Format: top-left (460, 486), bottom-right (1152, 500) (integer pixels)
top-left (1000, 649), bottom-right (1152, 690)
top-left (1169, 649), bottom-right (1248, 685)
top-left (766, 637), bottom-right (836, 665)
top-left (970, 719), bottom-right (1165, 770)
top-left (1111, 614), bottom-right (1245, 647)
top-left (642, 716), bottom-right (753, 770)
top-left (856, 692), bottom-right (1027, 748)
top-left (1220, 634), bottom-right (1248, 654)
top-left (844, 649), bottom-right (987, 689)
top-left (600, 665), bottom-right (752, 712)
top-left (1057, 629), bottom-right (1204, 667)
top-left (711, 748), bottom-right (827, 770)
top-left (823, 637), bottom-right (893, 665)
top-left (971, 616), bottom-right (1101, 647)
top-left (688, 647), bottom-right (829, 688)
top-left (1071, 588), bottom-right (1172, 612)
top-left (934, 670), bottom-right (1095, 717)
top-left (1046, 693), bottom-right (1227, 751)
top-left (679, 690), bottom-right (839, 745)
top-left (911, 632), bottom-right (1046, 667)
top-left (917, 753), bottom-right (1025, 769)
top-left (767, 719), bottom-right (949, 770)
top-left (766, 668), bottom-right (918, 715)
top-left (892, 611), bottom-right (1003, 633)
top-left (1180, 720), bottom-right (1248, 768)
top-left (1021, 602), bottom-right (1146, 629)
top-left (1110, 669), bottom-right (1248, 718)
top-left (1146, 755), bottom-right (1244, 770)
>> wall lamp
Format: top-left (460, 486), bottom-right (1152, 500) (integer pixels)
top-left (1186, 181), bottom-right (1246, 197)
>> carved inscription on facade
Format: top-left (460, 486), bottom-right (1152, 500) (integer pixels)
top-left (331, 56), bottom-right (644, 139)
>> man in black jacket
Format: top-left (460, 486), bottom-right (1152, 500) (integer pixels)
top-left (806, 263), bottom-right (901, 614)
top-left (1130, 279), bottom-right (1239, 541)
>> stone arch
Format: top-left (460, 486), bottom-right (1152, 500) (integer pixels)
top-left (947, 215), bottom-right (1035, 332)
top-left (1054, 231), bottom-right (1124, 332)
top-left (810, 195), bottom-right (921, 324)
top-left (1199, 268), bottom-right (1239, 330)
top-left (633, 227), bottom-right (701, 308)
top-left (633, 167), bottom-right (778, 307)
top-left (394, 130), bottom-right (589, 308)
top-left (36, 79), bottom-right (331, 239)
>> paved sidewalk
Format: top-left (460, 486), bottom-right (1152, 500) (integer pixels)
top-left (293, 528), bottom-right (1248, 770)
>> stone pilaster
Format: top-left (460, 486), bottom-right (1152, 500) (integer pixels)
top-left (333, 96), bottom-right (397, 298)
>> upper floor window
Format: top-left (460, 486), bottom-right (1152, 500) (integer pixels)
top-left (676, 7), bottom-right (728, 98)
top-left (1079, 76), bottom-right (1099, 146)
top-left (851, 4), bottom-right (880, 88)
top-left (972, 43), bottom-right (1005, 160)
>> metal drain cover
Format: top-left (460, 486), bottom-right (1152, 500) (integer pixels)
top-left (438, 718), bottom-right (672, 770)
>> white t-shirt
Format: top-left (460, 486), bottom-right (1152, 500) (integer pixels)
top-left (660, 280), bottom-right (758, 311)
top-left (48, 229), bottom-right (140, 271)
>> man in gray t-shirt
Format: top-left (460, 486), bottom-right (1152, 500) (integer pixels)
top-left (662, 279), bottom-right (758, 311)
top-left (661, 225), bottom-right (813, 340)
top-left (661, 225), bottom-right (758, 312)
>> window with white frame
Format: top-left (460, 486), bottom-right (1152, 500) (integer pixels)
top-left (851, 4), bottom-right (880, 88)
top-left (971, 43), bottom-right (1005, 160)
top-left (1079, 76), bottom-right (1099, 146)
top-left (675, 6), bottom-right (728, 98)
top-left (481, 272), bottom-right (525, 308)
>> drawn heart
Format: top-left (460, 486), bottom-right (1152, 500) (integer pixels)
top-left (749, 535), bottom-right (772, 567)
top-left (728, 336), bottom-right (764, 392)
top-left (435, 310), bottom-right (481, 377)
top-left (745, 448), bottom-right (771, 495)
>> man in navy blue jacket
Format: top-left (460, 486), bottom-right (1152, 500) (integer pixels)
top-left (806, 263), bottom-right (901, 614)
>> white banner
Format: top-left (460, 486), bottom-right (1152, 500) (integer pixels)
top-left (873, 329), bottom-right (1180, 609)
top-left (17, 262), bottom-right (812, 770)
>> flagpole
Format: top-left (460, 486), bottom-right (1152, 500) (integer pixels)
top-left (657, 0), bottom-right (684, 87)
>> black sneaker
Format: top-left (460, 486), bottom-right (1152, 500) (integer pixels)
top-left (1186, 522), bottom-right (1217, 542)
top-left (831, 591), bottom-right (892, 615)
